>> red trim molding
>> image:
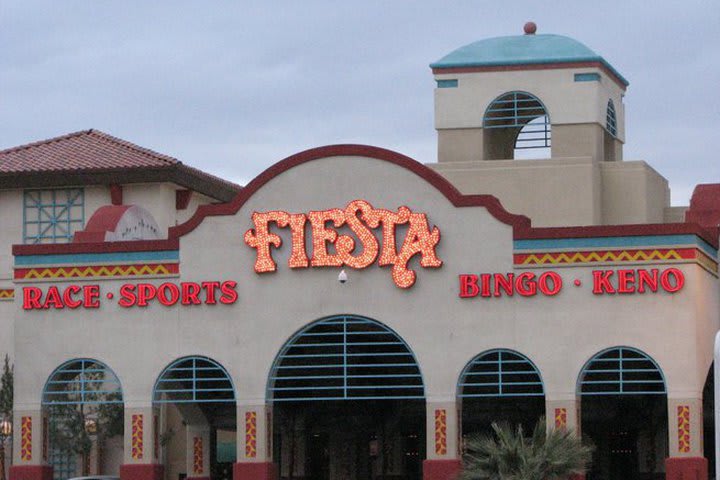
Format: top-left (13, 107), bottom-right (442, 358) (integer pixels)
top-left (431, 61), bottom-right (627, 90)
top-left (423, 459), bottom-right (462, 480)
top-left (665, 456), bottom-right (708, 480)
top-left (13, 238), bottom-right (179, 256)
top-left (9, 466), bottom-right (53, 480)
top-left (170, 144), bottom-right (531, 239)
top-left (119, 464), bottom-right (164, 480)
top-left (233, 462), bottom-right (277, 480)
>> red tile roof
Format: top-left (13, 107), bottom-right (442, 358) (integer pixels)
top-left (0, 129), bottom-right (241, 201)
top-left (0, 129), bottom-right (179, 172)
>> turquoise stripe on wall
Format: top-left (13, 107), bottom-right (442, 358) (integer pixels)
top-left (15, 250), bottom-right (180, 266)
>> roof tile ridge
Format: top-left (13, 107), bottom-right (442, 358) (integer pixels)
top-left (0, 129), bottom-right (94, 155)
top-left (87, 129), bottom-right (179, 166)
top-left (177, 163), bottom-right (242, 191)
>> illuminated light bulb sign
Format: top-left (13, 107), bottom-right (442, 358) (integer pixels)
top-left (243, 200), bottom-right (442, 288)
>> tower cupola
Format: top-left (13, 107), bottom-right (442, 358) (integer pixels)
top-left (431, 24), bottom-right (627, 162)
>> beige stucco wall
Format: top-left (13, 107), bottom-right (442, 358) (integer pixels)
top-left (430, 156), bottom-right (602, 227)
top-left (11, 154), bottom-right (718, 416)
top-left (429, 157), bottom-right (672, 227)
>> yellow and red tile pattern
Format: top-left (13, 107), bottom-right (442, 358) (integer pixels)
top-left (677, 405), bottom-right (691, 453)
top-left (245, 411), bottom-right (257, 458)
top-left (153, 415), bottom-right (159, 460)
top-left (14, 263), bottom-right (178, 281)
top-left (515, 248), bottom-right (692, 266)
top-left (193, 437), bottom-right (203, 474)
top-left (554, 408), bottom-right (567, 430)
top-left (131, 414), bottom-right (144, 460)
top-left (434, 409), bottom-right (447, 455)
top-left (21, 416), bottom-right (32, 461)
top-left (42, 415), bottom-right (49, 462)
top-left (0, 289), bottom-right (14, 301)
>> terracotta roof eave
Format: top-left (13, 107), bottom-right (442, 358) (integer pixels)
top-left (0, 165), bottom-right (241, 202)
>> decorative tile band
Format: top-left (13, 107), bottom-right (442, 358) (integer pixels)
top-left (0, 289), bottom-right (14, 301)
top-left (14, 263), bottom-right (179, 281)
top-left (677, 405), bottom-right (691, 453)
top-left (153, 415), bottom-right (159, 460)
top-left (42, 415), bottom-right (48, 462)
top-left (131, 414), bottom-right (144, 460)
top-left (193, 436), bottom-right (203, 474)
top-left (514, 247), bottom-right (717, 274)
top-left (434, 409), bottom-right (447, 455)
top-left (245, 411), bottom-right (257, 458)
top-left (21, 416), bottom-right (32, 461)
top-left (554, 408), bottom-right (567, 430)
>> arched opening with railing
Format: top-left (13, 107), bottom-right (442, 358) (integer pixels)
top-left (153, 355), bottom-right (236, 480)
top-left (483, 91), bottom-right (551, 160)
top-left (578, 347), bottom-right (668, 480)
top-left (42, 358), bottom-right (124, 480)
top-left (267, 314), bottom-right (425, 480)
top-left (457, 349), bottom-right (545, 439)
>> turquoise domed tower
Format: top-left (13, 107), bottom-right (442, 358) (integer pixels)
top-left (428, 24), bottom-right (676, 228)
top-left (431, 22), bottom-right (627, 163)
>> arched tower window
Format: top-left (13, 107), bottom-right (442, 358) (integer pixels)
top-left (483, 91), bottom-right (551, 160)
top-left (606, 99), bottom-right (618, 137)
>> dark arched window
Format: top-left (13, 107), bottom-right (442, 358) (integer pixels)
top-left (483, 91), bottom-right (551, 159)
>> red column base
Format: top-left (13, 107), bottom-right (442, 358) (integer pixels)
top-left (120, 463), bottom-right (165, 480)
top-left (9, 466), bottom-right (53, 480)
top-left (234, 462), bottom-right (277, 480)
top-left (423, 459), bottom-right (462, 480)
top-left (665, 457), bottom-right (708, 480)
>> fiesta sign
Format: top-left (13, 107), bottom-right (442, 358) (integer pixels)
top-left (244, 200), bottom-right (442, 288)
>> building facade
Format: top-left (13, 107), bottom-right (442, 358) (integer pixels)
top-left (2, 25), bottom-right (720, 480)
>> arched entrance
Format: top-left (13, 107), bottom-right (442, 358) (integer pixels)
top-left (578, 347), bottom-right (668, 480)
top-left (268, 315), bottom-right (425, 480)
top-left (153, 356), bottom-right (236, 480)
top-left (457, 349), bottom-right (545, 438)
top-left (42, 358), bottom-right (124, 479)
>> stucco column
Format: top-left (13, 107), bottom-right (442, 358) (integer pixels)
top-left (665, 397), bottom-right (708, 480)
top-left (9, 408), bottom-right (51, 480)
top-left (119, 405), bottom-right (163, 480)
top-left (545, 397), bottom-right (585, 480)
top-left (423, 400), bottom-right (461, 480)
top-left (234, 403), bottom-right (276, 480)
top-left (186, 424), bottom-right (210, 480)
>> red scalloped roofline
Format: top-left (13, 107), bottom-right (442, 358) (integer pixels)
top-left (168, 144), bottom-right (532, 238)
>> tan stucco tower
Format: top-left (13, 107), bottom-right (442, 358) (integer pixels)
top-left (428, 23), bottom-right (675, 227)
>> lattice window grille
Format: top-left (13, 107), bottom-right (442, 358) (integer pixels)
top-left (268, 315), bottom-right (424, 402)
top-left (458, 349), bottom-right (544, 398)
top-left (42, 359), bottom-right (123, 406)
top-left (23, 188), bottom-right (84, 244)
top-left (153, 356), bottom-right (235, 404)
top-left (578, 347), bottom-right (666, 396)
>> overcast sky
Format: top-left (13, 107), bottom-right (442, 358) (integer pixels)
top-left (1, 1), bottom-right (718, 206)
